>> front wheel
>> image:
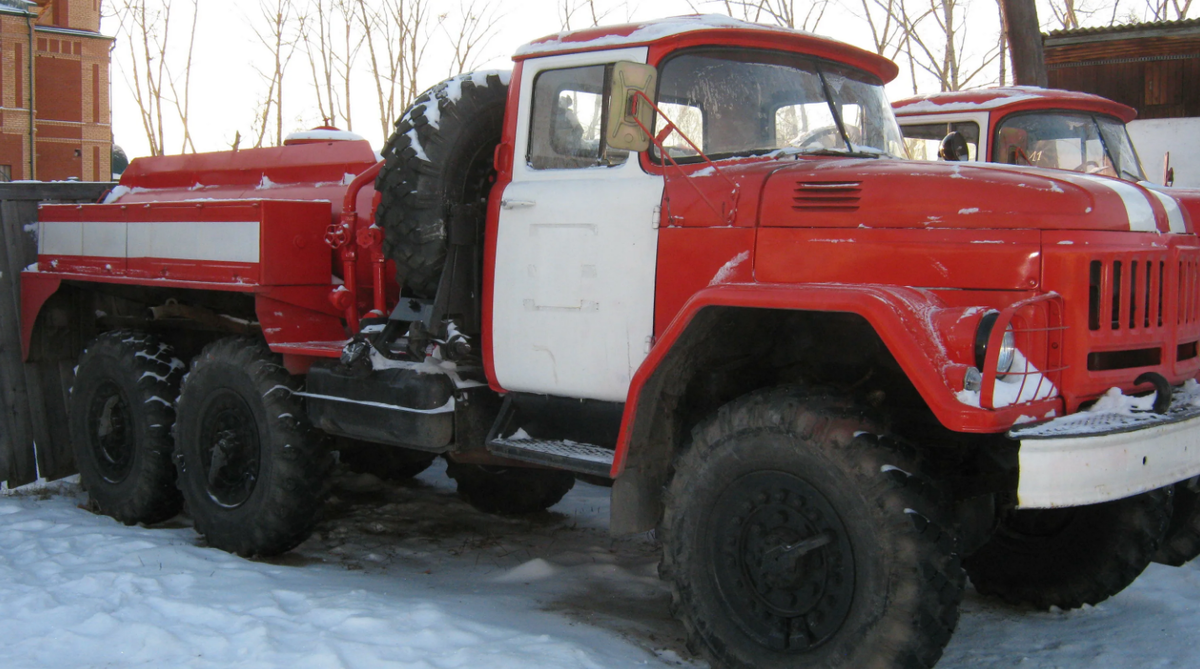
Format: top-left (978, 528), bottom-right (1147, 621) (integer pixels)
top-left (174, 338), bottom-right (332, 557)
top-left (660, 387), bottom-right (963, 669)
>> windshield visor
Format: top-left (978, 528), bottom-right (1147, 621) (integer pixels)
top-left (654, 49), bottom-right (906, 161)
top-left (993, 112), bottom-right (1146, 181)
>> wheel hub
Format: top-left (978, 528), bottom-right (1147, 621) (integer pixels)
top-left (198, 391), bottom-right (261, 508)
top-left (87, 381), bottom-right (135, 483)
top-left (710, 471), bottom-right (855, 652)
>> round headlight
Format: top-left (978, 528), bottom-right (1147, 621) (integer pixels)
top-left (975, 311), bottom-right (1017, 378)
top-left (996, 325), bottom-right (1016, 377)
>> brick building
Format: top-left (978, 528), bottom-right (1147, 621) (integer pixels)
top-left (0, 0), bottom-right (113, 182)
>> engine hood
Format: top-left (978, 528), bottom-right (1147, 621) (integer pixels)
top-left (756, 158), bottom-right (1191, 234)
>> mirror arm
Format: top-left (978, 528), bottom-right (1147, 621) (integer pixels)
top-left (629, 90), bottom-right (740, 226)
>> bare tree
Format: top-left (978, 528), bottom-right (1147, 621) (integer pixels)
top-left (107, 0), bottom-right (200, 156)
top-left (1142, 0), bottom-right (1193, 20)
top-left (559, 0), bottom-right (615, 30)
top-left (250, 0), bottom-right (303, 148)
top-left (359, 0), bottom-right (438, 141)
top-left (442, 0), bottom-right (503, 76)
top-left (687, 0), bottom-right (829, 31)
top-left (894, 0), bottom-right (999, 92)
top-left (301, 0), bottom-right (364, 130)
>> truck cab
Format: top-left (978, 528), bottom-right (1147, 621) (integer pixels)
top-left (894, 86), bottom-right (1149, 181)
top-left (17, 16), bottom-right (1200, 669)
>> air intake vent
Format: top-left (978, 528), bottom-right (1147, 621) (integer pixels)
top-left (792, 181), bottom-right (862, 212)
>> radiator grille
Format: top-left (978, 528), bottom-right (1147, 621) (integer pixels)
top-left (1087, 254), bottom-right (1169, 332)
top-left (792, 181), bottom-right (862, 212)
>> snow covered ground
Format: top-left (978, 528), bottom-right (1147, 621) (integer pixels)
top-left (4, 460), bottom-right (1200, 668)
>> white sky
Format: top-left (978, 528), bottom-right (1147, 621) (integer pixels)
top-left (102, 0), bottom-right (1011, 159)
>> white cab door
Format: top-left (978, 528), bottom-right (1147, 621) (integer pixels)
top-left (492, 47), bottom-right (663, 402)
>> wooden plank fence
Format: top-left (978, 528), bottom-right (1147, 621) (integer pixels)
top-left (0, 182), bottom-right (114, 488)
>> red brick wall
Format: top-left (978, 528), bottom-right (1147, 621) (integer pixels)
top-left (35, 56), bottom-right (81, 122)
top-left (0, 134), bottom-right (25, 180)
top-left (35, 140), bottom-right (79, 181)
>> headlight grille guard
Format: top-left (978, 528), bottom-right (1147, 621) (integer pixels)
top-left (980, 292), bottom-right (1068, 411)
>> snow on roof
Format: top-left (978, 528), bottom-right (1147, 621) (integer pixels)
top-left (893, 86), bottom-right (1137, 122)
top-left (515, 14), bottom-right (803, 57)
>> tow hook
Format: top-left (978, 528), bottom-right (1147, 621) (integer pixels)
top-left (1134, 372), bottom-right (1173, 414)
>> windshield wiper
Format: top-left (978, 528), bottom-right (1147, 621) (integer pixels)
top-left (785, 148), bottom-right (885, 159)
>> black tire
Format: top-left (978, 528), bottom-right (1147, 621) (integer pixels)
top-left (376, 70), bottom-right (509, 298)
top-left (660, 387), bottom-right (963, 669)
top-left (338, 440), bottom-right (437, 481)
top-left (966, 490), bottom-right (1171, 609)
top-left (69, 331), bottom-right (185, 524)
top-left (174, 338), bottom-right (332, 557)
top-left (1155, 478), bottom-right (1200, 566)
top-left (445, 460), bottom-right (575, 515)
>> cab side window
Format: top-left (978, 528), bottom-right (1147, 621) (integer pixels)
top-left (900, 122), bottom-right (980, 161)
top-left (528, 65), bottom-right (628, 170)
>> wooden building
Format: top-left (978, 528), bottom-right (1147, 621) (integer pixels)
top-left (1044, 19), bottom-right (1200, 120)
top-left (0, 0), bottom-right (113, 182)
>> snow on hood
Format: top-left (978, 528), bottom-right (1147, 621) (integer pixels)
top-left (515, 14), bottom-right (802, 57)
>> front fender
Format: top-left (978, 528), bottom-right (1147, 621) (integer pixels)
top-left (611, 283), bottom-right (1059, 477)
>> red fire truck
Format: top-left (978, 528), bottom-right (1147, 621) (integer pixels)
top-left (20, 16), bottom-right (1200, 669)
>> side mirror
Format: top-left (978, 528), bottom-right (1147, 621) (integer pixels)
top-left (939, 131), bottom-right (970, 162)
top-left (605, 61), bottom-right (657, 153)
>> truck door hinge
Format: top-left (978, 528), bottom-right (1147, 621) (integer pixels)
top-left (645, 335), bottom-right (655, 354)
top-left (651, 205), bottom-right (661, 230)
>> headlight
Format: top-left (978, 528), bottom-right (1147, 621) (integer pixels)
top-left (975, 311), bottom-right (1017, 378)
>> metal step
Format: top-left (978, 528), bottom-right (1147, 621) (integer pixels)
top-left (487, 437), bottom-right (614, 477)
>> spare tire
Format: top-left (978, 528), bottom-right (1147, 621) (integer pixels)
top-left (375, 71), bottom-right (510, 298)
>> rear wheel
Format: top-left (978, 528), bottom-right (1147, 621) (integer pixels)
top-left (174, 338), bottom-right (332, 557)
top-left (445, 460), bottom-right (575, 515)
top-left (660, 387), bottom-right (963, 669)
top-left (69, 331), bottom-right (184, 524)
top-left (966, 490), bottom-right (1171, 609)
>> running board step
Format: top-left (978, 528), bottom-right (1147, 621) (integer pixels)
top-left (487, 437), bottom-right (614, 478)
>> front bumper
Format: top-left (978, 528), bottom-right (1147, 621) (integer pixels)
top-left (1009, 383), bottom-right (1200, 508)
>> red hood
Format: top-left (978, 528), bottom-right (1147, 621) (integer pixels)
top-left (752, 158), bottom-right (1192, 233)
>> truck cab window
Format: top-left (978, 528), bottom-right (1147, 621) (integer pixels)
top-left (993, 112), bottom-right (1145, 181)
top-left (528, 65), bottom-right (628, 170)
top-left (900, 122), bottom-right (980, 161)
top-left (655, 49), bottom-right (905, 161)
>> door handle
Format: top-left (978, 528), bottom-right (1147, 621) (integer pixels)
top-left (501, 199), bottom-right (536, 210)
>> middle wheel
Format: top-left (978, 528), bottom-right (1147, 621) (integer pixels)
top-left (174, 337), bottom-right (332, 557)
top-left (445, 460), bottom-right (575, 515)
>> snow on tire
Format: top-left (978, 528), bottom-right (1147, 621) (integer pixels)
top-left (659, 386), bottom-right (963, 669)
top-left (375, 70), bottom-right (510, 298)
top-left (173, 337), bottom-right (332, 557)
top-left (69, 330), bottom-right (185, 525)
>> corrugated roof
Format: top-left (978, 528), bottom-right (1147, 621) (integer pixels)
top-left (1045, 17), bottom-right (1200, 41)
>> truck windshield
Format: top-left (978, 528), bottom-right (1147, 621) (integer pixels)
top-left (654, 49), bottom-right (906, 162)
top-left (993, 112), bottom-right (1146, 182)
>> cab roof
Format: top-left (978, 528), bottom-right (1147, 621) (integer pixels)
top-left (892, 86), bottom-right (1137, 123)
top-left (514, 14), bottom-right (900, 84)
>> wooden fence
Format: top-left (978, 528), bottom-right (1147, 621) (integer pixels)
top-left (0, 182), bottom-right (114, 488)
